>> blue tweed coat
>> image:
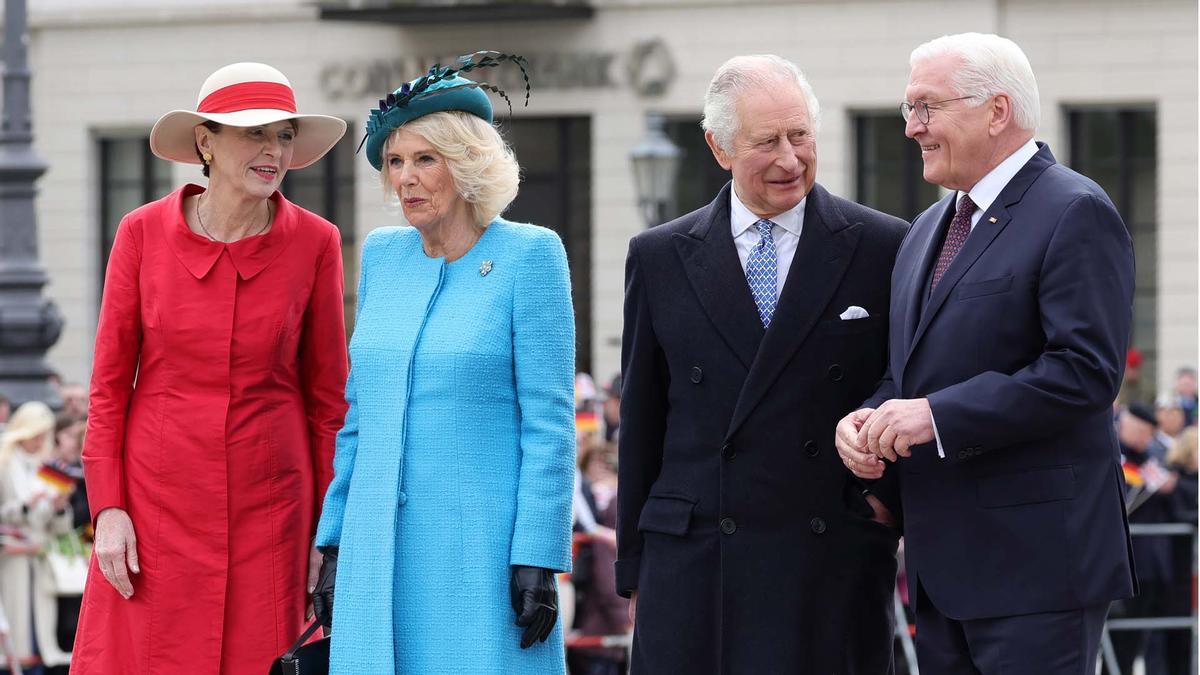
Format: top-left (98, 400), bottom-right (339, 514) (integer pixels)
top-left (316, 219), bottom-right (575, 674)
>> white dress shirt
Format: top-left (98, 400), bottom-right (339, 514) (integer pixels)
top-left (730, 187), bottom-right (805, 295)
top-left (931, 139), bottom-right (1039, 457)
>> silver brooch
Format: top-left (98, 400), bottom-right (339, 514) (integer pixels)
top-left (480, 260), bottom-right (493, 277)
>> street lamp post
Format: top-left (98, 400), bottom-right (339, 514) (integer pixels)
top-left (0, 0), bottom-right (63, 407)
top-left (629, 113), bottom-right (682, 228)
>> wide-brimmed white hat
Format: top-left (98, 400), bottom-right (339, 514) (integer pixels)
top-left (150, 62), bottom-right (346, 170)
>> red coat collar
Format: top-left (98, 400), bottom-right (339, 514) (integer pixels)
top-left (163, 184), bottom-right (297, 280)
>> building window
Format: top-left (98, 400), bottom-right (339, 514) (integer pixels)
top-left (1068, 107), bottom-right (1158, 396)
top-left (281, 127), bottom-right (358, 334)
top-left (853, 112), bottom-right (938, 220)
top-left (502, 117), bottom-right (593, 373)
top-left (665, 117), bottom-right (728, 220)
top-left (98, 136), bottom-right (172, 292)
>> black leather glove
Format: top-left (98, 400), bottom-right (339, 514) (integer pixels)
top-left (311, 547), bottom-right (338, 629)
top-left (509, 565), bottom-right (557, 649)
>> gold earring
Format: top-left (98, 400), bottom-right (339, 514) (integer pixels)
top-left (202, 152), bottom-right (212, 165)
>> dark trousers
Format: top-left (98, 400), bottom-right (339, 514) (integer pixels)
top-left (913, 579), bottom-right (1109, 675)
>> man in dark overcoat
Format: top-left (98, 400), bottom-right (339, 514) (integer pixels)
top-left (616, 54), bottom-right (908, 674)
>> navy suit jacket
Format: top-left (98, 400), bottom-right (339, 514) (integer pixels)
top-left (865, 143), bottom-right (1138, 620)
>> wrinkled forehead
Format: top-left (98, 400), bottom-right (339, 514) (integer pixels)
top-left (735, 84), bottom-right (812, 137)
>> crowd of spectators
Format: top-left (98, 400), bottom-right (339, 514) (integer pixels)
top-left (567, 373), bottom-right (630, 675)
top-left (0, 380), bottom-right (91, 675)
top-left (1107, 356), bottom-right (1198, 675)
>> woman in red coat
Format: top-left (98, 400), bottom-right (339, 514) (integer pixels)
top-left (72, 63), bottom-right (350, 674)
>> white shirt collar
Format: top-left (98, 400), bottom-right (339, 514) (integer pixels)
top-left (960, 138), bottom-right (1039, 213)
top-left (730, 186), bottom-right (806, 238)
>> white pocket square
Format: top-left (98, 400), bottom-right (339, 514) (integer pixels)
top-left (839, 306), bottom-right (869, 320)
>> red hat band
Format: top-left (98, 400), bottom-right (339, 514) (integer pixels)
top-left (198, 81), bottom-right (297, 115)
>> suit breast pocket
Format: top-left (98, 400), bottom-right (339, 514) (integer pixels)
top-left (956, 275), bottom-right (1013, 300)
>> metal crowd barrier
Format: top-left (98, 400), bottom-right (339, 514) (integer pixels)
top-left (1099, 522), bottom-right (1197, 675)
top-left (895, 588), bottom-right (919, 674)
top-left (892, 522), bottom-right (1196, 675)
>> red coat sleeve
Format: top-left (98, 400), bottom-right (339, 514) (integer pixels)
top-left (301, 225), bottom-right (349, 519)
top-left (83, 216), bottom-right (143, 523)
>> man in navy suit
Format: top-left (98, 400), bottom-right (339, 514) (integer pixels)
top-left (836, 33), bottom-right (1137, 674)
top-left (618, 55), bottom-right (908, 673)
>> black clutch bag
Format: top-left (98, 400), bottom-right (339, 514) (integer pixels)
top-left (268, 621), bottom-right (329, 675)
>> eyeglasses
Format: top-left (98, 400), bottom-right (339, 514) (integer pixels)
top-left (900, 96), bottom-right (976, 125)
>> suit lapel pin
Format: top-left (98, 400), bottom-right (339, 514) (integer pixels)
top-left (480, 260), bottom-right (493, 277)
top-left (988, 216), bottom-right (998, 223)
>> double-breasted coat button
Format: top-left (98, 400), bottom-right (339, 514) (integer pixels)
top-left (810, 517), bottom-right (826, 534)
top-left (690, 366), bottom-right (703, 384)
top-left (827, 364), bottom-right (844, 381)
top-left (720, 518), bottom-right (737, 535)
top-left (958, 450), bottom-right (969, 459)
top-left (803, 440), bottom-right (819, 456)
top-left (721, 443), bottom-right (736, 461)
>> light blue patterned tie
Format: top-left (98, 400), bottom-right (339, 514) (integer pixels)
top-left (746, 218), bottom-right (778, 327)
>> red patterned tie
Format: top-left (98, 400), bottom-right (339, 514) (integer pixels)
top-left (930, 194), bottom-right (976, 291)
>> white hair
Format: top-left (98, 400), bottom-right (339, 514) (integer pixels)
top-left (701, 54), bottom-right (821, 152)
top-left (381, 111), bottom-right (520, 228)
top-left (910, 33), bottom-right (1041, 131)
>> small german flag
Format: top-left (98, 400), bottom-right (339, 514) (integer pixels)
top-left (1121, 461), bottom-right (1144, 488)
top-left (37, 463), bottom-right (76, 494)
top-left (576, 410), bottom-right (599, 434)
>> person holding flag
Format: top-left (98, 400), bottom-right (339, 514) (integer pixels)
top-left (0, 401), bottom-right (74, 672)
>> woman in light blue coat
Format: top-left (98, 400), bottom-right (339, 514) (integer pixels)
top-left (311, 54), bottom-right (575, 674)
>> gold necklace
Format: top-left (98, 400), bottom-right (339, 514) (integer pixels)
top-left (195, 195), bottom-right (271, 242)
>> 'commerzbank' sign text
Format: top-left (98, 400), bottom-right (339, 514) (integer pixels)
top-left (320, 39), bottom-right (675, 101)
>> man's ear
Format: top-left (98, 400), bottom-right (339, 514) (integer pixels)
top-left (705, 129), bottom-right (733, 171)
top-left (988, 93), bottom-right (1015, 137)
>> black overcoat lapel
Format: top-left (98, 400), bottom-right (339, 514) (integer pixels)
top-left (672, 183), bottom-right (764, 372)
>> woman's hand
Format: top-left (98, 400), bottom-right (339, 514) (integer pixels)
top-left (49, 492), bottom-right (70, 513)
top-left (311, 548), bottom-right (338, 629)
top-left (94, 507), bottom-right (139, 599)
top-left (509, 565), bottom-right (558, 648)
